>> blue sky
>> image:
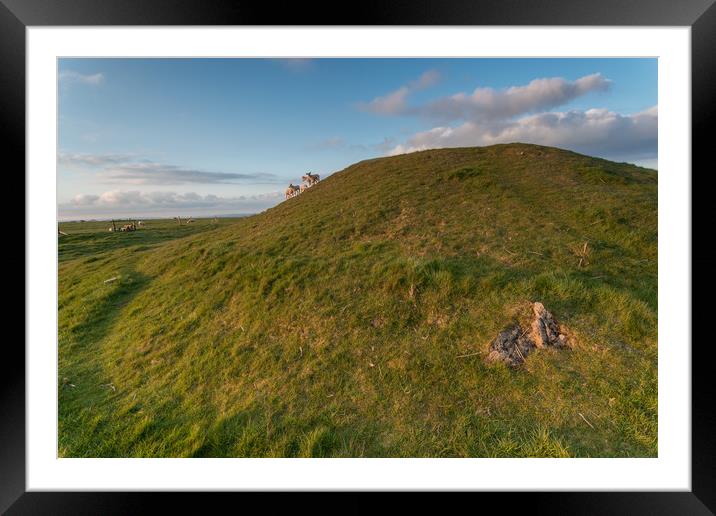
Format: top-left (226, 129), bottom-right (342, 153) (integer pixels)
top-left (58, 58), bottom-right (657, 220)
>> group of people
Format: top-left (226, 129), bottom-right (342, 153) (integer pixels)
top-left (285, 172), bottom-right (320, 199)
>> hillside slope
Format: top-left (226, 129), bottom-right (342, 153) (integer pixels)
top-left (58, 144), bottom-right (658, 457)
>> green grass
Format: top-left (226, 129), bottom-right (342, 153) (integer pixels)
top-left (58, 218), bottom-right (244, 262)
top-left (58, 143), bottom-right (657, 457)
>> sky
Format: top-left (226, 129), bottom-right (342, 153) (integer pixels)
top-left (58, 58), bottom-right (657, 220)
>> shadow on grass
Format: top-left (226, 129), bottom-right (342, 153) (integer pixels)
top-left (58, 270), bottom-right (153, 456)
top-left (63, 271), bottom-right (152, 349)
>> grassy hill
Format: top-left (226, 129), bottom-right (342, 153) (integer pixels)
top-left (58, 143), bottom-right (657, 457)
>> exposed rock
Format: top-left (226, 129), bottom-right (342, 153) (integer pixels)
top-left (531, 302), bottom-right (567, 348)
top-left (486, 325), bottom-right (535, 367)
top-left (487, 302), bottom-right (571, 367)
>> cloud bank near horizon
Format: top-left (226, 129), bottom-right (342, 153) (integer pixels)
top-left (389, 106), bottom-right (657, 162)
top-left (59, 190), bottom-right (283, 220)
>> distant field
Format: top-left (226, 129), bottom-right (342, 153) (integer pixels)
top-left (58, 218), bottom-right (245, 262)
top-left (58, 144), bottom-right (657, 458)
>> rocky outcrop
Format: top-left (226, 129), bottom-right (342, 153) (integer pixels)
top-left (487, 325), bottom-right (535, 367)
top-left (486, 302), bottom-right (570, 367)
top-left (531, 302), bottom-right (569, 349)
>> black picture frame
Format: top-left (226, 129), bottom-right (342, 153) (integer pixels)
top-left (4, 0), bottom-right (713, 513)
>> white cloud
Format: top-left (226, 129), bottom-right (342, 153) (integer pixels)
top-left (58, 153), bottom-right (280, 185)
top-left (71, 193), bottom-right (100, 206)
top-left (359, 70), bottom-right (441, 115)
top-left (60, 190), bottom-right (284, 219)
top-left (59, 70), bottom-right (105, 86)
top-left (102, 163), bottom-right (279, 185)
top-left (361, 72), bottom-right (608, 120)
top-left (421, 73), bottom-right (610, 122)
top-left (410, 69), bottom-right (441, 90)
top-left (59, 153), bottom-right (134, 167)
top-left (377, 72), bottom-right (655, 164)
top-left (389, 106), bottom-right (657, 162)
top-left (69, 190), bottom-right (282, 208)
top-left (361, 86), bottom-right (412, 115)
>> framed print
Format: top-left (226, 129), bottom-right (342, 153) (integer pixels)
top-left (4, 0), bottom-right (714, 513)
